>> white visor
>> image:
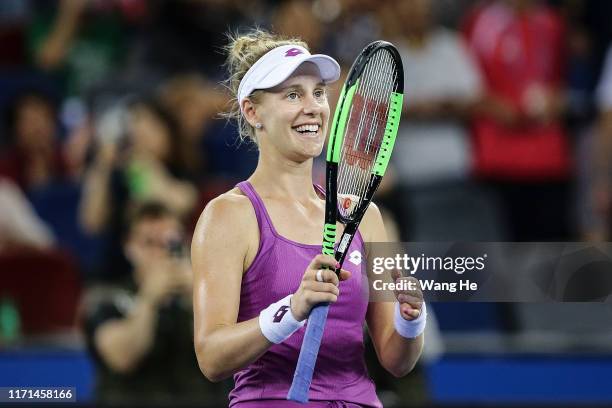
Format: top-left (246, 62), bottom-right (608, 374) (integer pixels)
top-left (237, 45), bottom-right (341, 114)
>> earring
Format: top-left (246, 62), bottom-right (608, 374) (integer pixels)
top-left (255, 123), bottom-right (263, 129)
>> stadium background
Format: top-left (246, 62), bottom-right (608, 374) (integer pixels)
top-left (1, 0), bottom-right (611, 406)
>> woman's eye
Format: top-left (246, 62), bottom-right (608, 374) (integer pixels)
top-left (314, 89), bottom-right (326, 99)
top-left (287, 92), bottom-right (299, 100)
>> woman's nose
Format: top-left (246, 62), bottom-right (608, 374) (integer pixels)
top-left (302, 94), bottom-right (322, 115)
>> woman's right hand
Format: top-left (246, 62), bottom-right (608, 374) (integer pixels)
top-left (290, 254), bottom-right (352, 321)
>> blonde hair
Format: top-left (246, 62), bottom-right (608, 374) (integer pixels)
top-left (223, 29), bottom-right (308, 145)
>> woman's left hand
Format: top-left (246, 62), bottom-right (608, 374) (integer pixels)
top-left (393, 273), bottom-right (424, 321)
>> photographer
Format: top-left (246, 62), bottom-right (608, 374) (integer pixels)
top-left (82, 201), bottom-right (227, 405)
top-left (79, 97), bottom-right (197, 281)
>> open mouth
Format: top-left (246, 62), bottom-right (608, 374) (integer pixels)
top-left (292, 124), bottom-right (321, 137)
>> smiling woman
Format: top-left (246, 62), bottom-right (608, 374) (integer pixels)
top-left (191, 29), bottom-right (424, 408)
top-left (242, 62), bottom-right (330, 160)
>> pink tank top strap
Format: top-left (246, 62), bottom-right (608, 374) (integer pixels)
top-left (313, 183), bottom-right (325, 196)
top-left (236, 181), bottom-right (274, 234)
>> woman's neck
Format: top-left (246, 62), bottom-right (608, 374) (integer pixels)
top-left (249, 150), bottom-right (318, 201)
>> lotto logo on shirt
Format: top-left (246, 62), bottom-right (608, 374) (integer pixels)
top-left (348, 250), bottom-right (362, 266)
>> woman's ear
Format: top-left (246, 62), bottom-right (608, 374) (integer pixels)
top-left (241, 98), bottom-right (260, 129)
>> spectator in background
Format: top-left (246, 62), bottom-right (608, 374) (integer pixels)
top-left (34, 0), bottom-right (86, 72)
top-left (0, 178), bottom-right (54, 251)
top-left (590, 43), bottom-right (612, 240)
top-left (272, 0), bottom-right (325, 53)
top-left (0, 0), bottom-right (30, 67)
top-left (0, 89), bottom-right (100, 274)
top-left (80, 98), bottom-right (197, 281)
top-left (0, 91), bottom-right (67, 191)
top-left (30, 0), bottom-right (131, 97)
top-left (464, 0), bottom-right (572, 241)
top-left (558, 0), bottom-right (602, 242)
top-left (580, 0), bottom-right (612, 83)
top-left (560, 0), bottom-right (597, 130)
top-left (130, 0), bottom-right (267, 80)
top-left (158, 74), bottom-right (242, 232)
top-left (389, 0), bottom-right (494, 241)
top-left (157, 74), bottom-right (227, 184)
top-left (82, 201), bottom-right (227, 405)
top-left (324, 0), bottom-right (383, 67)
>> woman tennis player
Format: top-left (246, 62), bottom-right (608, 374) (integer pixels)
top-left (192, 30), bottom-right (426, 407)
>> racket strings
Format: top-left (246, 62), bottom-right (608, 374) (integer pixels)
top-left (337, 49), bottom-right (398, 219)
top-left (338, 53), bottom-right (391, 216)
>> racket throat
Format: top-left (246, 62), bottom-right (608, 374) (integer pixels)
top-left (337, 233), bottom-right (353, 254)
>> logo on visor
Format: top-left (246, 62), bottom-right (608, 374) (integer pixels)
top-left (285, 48), bottom-right (304, 57)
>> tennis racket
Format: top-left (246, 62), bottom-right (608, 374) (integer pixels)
top-left (288, 40), bottom-right (404, 403)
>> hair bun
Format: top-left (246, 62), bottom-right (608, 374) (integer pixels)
top-left (222, 29), bottom-right (308, 145)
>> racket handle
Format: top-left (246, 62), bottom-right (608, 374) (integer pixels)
top-left (287, 303), bottom-right (330, 403)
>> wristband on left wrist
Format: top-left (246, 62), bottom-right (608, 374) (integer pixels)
top-left (394, 301), bottom-right (427, 339)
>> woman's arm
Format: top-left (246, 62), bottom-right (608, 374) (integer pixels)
top-left (363, 204), bottom-right (425, 377)
top-left (191, 193), bottom-right (269, 382)
top-left (192, 191), bottom-right (346, 382)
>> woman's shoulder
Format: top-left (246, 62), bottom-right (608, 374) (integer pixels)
top-left (191, 187), bottom-right (260, 270)
top-left (192, 187), bottom-right (259, 248)
top-left (196, 187), bottom-right (255, 226)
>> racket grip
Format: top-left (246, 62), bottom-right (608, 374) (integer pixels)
top-left (287, 303), bottom-right (330, 403)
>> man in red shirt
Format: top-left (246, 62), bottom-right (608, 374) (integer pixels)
top-left (463, 0), bottom-right (572, 240)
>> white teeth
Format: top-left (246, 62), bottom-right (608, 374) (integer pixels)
top-left (295, 124), bottom-right (319, 133)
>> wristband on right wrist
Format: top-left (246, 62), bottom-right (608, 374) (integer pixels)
top-left (259, 294), bottom-right (305, 344)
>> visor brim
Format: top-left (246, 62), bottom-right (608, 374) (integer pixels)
top-left (256, 54), bottom-right (341, 91)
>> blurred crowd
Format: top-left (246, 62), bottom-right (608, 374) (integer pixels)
top-left (1, 0), bottom-right (612, 405)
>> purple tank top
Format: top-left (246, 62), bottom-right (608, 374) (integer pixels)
top-left (229, 181), bottom-right (381, 408)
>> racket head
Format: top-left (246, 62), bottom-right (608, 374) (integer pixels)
top-left (326, 41), bottom-right (404, 225)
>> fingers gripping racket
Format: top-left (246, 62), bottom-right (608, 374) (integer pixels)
top-left (288, 41), bottom-right (404, 403)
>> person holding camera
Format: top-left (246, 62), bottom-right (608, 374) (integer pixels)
top-left (80, 97), bottom-right (197, 281)
top-left (82, 201), bottom-right (228, 405)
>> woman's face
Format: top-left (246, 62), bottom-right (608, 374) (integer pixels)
top-left (253, 62), bottom-right (330, 162)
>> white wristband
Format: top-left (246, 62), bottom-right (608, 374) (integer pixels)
top-left (259, 294), bottom-right (305, 344)
top-left (394, 301), bottom-right (427, 339)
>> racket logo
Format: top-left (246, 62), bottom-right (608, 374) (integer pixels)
top-left (344, 95), bottom-right (387, 169)
top-left (285, 48), bottom-right (304, 57)
top-left (273, 306), bottom-right (290, 322)
top-left (342, 197), bottom-right (352, 210)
